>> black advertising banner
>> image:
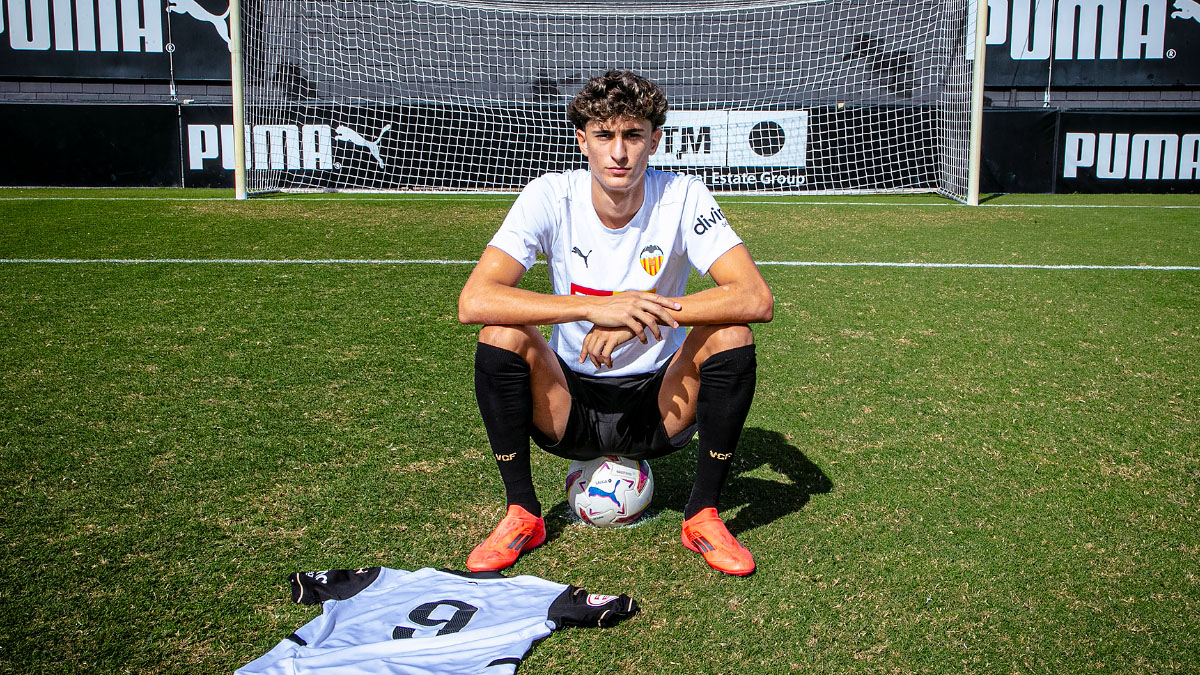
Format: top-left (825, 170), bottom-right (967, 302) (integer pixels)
top-left (181, 103), bottom-right (585, 191)
top-left (178, 104), bottom-right (942, 193)
top-left (4, 0), bottom-right (1198, 86)
top-left (1, 103), bottom-right (1196, 193)
top-left (175, 105), bottom-right (1200, 194)
top-left (180, 102), bottom-right (232, 187)
top-left (982, 0), bottom-right (1200, 86)
top-left (0, 0), bottom-right (231, 80)
top-left (980, 108), bottom-right (1058, 193)
top-left (0, 103), bottom-right (179, 185)
top-left (1056, 110), bottom-right (1200, 192)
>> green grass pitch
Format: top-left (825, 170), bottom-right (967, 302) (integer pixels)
top-left (1, 189), bottom-right (1197, 673)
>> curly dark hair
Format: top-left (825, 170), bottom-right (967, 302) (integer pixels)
top-left (566, 70), bottom-right (668, 131)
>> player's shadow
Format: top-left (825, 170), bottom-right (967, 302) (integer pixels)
top-left (544, 428), bottom-right (831, 538)
top-left (660, 427), bottom-right (833, 536)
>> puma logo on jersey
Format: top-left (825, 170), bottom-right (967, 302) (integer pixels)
top-left (571, 247), bottom-right (592, 267)
top-left (708, 450), bottom-right (733, 460)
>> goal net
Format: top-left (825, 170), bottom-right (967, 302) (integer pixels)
top-left (236, 0), bottom-right (978, 200)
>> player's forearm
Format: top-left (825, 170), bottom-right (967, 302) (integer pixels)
top-left (458, 281), bottom-right (591, 326)
top-left (668, 278), bottom-right (774, 326)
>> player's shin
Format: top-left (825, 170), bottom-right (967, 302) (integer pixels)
top-left (684, 344), bottom-right (757, 520)
top-left (475, 343), bottom-right (541, 516)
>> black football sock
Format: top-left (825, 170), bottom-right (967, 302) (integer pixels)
top-left (474, 342), bottom-right (541, 517)
top-left (684, 344), bottom-right (757, 521)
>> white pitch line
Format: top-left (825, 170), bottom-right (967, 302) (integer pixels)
top-left (1, 195), bottom-right (1199, 209)
top-left (0, 195), bottom-right (518, 202)
top-left (735, 201), bottom-right (1200, 209)
top-left (758, 261), bottom-right (1200, 271)
top-left (0, 258), bottom-right (478, 265)
top-left (1, 259), bottom-right (1197, 271)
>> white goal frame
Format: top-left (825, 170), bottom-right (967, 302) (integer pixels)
top-left (230, 0), bottom-right (987, 203)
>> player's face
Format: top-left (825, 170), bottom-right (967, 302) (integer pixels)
top-left (576, 117), bottom-right (662, 197)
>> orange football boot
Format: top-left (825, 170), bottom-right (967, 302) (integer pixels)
top-left (466, 505), bottom-right (546, 572)
top-left (681, 508), bottom-right (755, 576)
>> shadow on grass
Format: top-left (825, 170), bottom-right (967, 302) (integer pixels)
top-left (720, 427), bottom-right (833, 536)
top-left (543, 427), bottom-right (831, 540)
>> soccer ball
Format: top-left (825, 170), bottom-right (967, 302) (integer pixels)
top-left (565, 456), bottom-right (654, 528)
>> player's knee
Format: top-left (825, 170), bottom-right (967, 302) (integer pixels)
top-left (478, 325), bottom-right (538, 354)
top-left (700, 323), bottom-right (754, 355)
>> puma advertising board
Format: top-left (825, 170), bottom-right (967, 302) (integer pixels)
top-left (979, 0), bottom-right (1200, 86)
top-left (0, 0), bottom-right (233, 79)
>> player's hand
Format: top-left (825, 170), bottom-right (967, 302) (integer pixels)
top-left (584, 292), bottom-right (681, 344)
top-left (579, 326), bottom-right (639, 369)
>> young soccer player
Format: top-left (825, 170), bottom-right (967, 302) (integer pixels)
top-left (458, 70), bottom-right (773, 576)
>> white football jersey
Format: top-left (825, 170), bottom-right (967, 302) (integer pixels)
top-left (487, 168), bottom-right (743, 377)
top-left (237, 567), bottom-right (638, 675)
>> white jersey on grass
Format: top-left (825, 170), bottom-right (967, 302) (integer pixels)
top-left (237, 566), bottom-right (638, 675)
top-left (488, 168), bottom-right (743, 377)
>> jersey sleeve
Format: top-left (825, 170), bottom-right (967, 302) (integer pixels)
top-left (486, 175), bottom-right (559, 270)
top-left (546, 586), bottom-right (639, 629)
top-left (680, 176), bottom-right (742, 276)
top-left (288, 567), bottom-right (383, 605)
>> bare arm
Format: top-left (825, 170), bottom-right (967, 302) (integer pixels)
top-left (666, 243), bottom-right (774, 326)
top-left (458, 246), bottom-right (682, 341)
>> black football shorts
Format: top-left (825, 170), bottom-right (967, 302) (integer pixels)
top-left (530, 354), bottom-right (697, 461)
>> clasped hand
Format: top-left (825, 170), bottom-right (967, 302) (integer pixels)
top-left (579, 292), bottom-right (680, 368)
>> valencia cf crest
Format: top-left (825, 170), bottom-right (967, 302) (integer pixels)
top-left (639, 245), bottom-right (663, 276)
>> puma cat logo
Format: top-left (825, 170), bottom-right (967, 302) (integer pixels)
top-left (1173, 0), bottom-right (1200, 22)
top-left (166, 0), bottom-right (231, 50)
top-left (571, 247), bottom-right (592, 267)
top-left (333, 124), bottom-right (392, 169)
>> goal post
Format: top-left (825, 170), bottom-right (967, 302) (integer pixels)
top-left (229, 0), bottom-right (248, 200)
top-left (232, 0), bottom-right (982, 202)
top-left (967, 0), bottom-right (989, 206)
